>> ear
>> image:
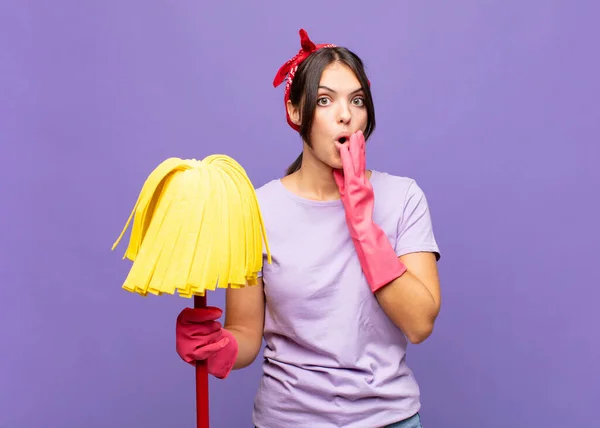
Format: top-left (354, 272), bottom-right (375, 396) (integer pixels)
top-left (286, 100), bottom-right (301, 126)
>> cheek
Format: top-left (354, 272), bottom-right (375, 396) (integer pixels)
top-left (309, 111), bottom-right (331, 143)
top-left (355, 108), bottom-right (369, 127)
top-left (312, 108), bottom-right (330, 130)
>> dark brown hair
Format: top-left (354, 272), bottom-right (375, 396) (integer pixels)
top-left (284, 47), bottom-right (376, 176)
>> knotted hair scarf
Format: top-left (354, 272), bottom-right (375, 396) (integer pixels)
top-left (272, 29), bottom-right (336, 131)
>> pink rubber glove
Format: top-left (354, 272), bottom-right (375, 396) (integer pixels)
top-left (333, 130), bottom-right (408, 293)
top-left (175, 306), bottom-right (238, 379)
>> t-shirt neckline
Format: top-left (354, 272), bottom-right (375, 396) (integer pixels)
top-left (275, 170), bottom-right (382, 207)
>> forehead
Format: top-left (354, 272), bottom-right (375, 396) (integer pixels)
top-left (319, 62), bottom-right (361, 92)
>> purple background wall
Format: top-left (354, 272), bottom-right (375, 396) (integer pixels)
top-left (1, 1), bottom-right (598, 427)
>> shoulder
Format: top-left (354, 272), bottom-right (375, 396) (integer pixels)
top-left (371, 170), bottom-right (427, 204)
top-left (253, 178), bottom-right (289, 221)
top-left (372, 171), bottom-right (440, 258)
top-left (254, 178), bottom-right (282, 202)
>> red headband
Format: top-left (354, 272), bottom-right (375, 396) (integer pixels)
top-left (273, 29), bottom-right (336, 131)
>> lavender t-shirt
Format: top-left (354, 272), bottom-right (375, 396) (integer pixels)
top-left (252, 170), bottom-right (440, 428)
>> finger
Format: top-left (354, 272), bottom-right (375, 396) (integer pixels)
top-left (338, 143), bottom-right (353, 176)
top-left (338, 144), bottom-right (354, 191)
top-left (191, 337), bottom-right (230, 360)
top-left (178, 306), bottom-right (223, 324)
top-left (333, 169), bottom-right (345, 193)
top-left (187, 320), bottom-right (223, 336)
top-left (179, 326), bottom-right (223, 345)
top-left (358, 132), bottom-right (366, 174)
top-left (334, 140), bottom-right (348, 182)
top-left (191, 328), bottom-right (223, 345)
top-left (348, 132), bottom-right (362, 176)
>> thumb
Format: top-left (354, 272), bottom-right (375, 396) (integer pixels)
top-left (193, 337), bottom-right (231, 361)
top-left (333, 169), bottom-right (345, 192)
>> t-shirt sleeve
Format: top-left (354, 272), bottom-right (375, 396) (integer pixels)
top-left (254, 186), bottom-right (267, 279)
top-left (256, 239), bottom-right (267, 278)
top-left (395, 180), bottom-right (441, 260)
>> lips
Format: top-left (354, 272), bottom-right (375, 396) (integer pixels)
top-left (335, 132), bottom-right (351, 144)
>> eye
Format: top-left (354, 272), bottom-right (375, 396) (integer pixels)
top-left (352, 96), bottom-right (365, 107)
top-left (317, 97), bottom-right (330, 106)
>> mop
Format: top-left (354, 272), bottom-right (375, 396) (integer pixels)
top-left (112, 155), bottom-right (271, 428)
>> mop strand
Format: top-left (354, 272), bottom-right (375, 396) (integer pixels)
top-left (111, 155), bottom-right (271, 298)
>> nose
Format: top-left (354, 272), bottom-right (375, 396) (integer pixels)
top-left (337, 102), bottom-right (351, 124)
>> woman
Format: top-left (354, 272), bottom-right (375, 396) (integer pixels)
top-left (176, 29), bottom-right (441, 428)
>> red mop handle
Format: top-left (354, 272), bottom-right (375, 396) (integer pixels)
top-left (194, 294), bottom-right (210, 428)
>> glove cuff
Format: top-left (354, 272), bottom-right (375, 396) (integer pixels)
top-left (352, 223), bottom-right (407, 293)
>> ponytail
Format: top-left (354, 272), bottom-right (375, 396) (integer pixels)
top-left (285, 153), bottom-right (303, 176)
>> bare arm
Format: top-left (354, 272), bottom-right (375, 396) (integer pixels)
top-left (375, 252), bottom-right (441, 344)
top-left (223, 278), bottom-right (265, 370)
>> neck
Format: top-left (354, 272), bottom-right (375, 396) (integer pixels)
top-left (296, 164), bottom-right (340, 202)
top-left (287, 146), bottom-right (340, 201)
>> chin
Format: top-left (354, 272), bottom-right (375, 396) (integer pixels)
top-left (315, 151), bottom-right (343, 170)
top-left (331, 159), bottom-right (343, 170)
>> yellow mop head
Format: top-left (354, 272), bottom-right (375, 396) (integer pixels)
top-left (111, 155), bottom-right (271, 298)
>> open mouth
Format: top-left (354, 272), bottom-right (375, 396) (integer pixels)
top-left (336, 134), bottom-right (350, 144)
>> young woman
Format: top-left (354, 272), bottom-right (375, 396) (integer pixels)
top-left (176, 29), bottom-right (441, 428)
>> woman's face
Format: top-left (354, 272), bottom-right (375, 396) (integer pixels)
top-left (290, 62), bottom-right (369, 170)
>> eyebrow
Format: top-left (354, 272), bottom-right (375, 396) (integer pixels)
top-left (318, 85), bottom-right (364, 95)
